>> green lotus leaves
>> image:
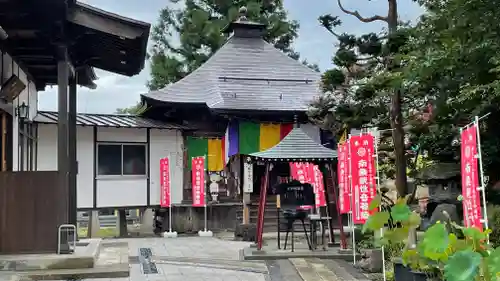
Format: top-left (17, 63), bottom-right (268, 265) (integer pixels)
top-left (402, 248), bottom-right (420, 269)
top-left (369, 194), bottom-right (382, 211)
top-left (463, 227), bottom-right (487, 242)
top-left (363, 193), bottom-right (500, 281)
top-left (487, 247), bottom-right (500, 279)
top-left (443, 250), bottom-right (482, 281)
top-left (385, 226), bottom-right (410, 243)
top-left (420, 223), bottom-right (450, 261)
top-left (391, 202), bottom-right (411, 222)
top-left (406, 212), bottom-right (422, 228)
top-left (362, 211), bottom-right (390, 233)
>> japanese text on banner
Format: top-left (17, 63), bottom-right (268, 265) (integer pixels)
top-left (338, 143), bottom-right (351, 214)
top-left (289, 162), bottom-right (312, 183)
top-left (160, 158), bottom-right (171, 207)
top-left (289, 163), bottom-right (325, 208)
top-left (460, 125), bottom-right (483, 230)
top-left (349, 134), bottom-right (377, 224)
top-left (191, 157), bottom-right (206, 207)
top-left (313, 165), bottom-right (326, 207)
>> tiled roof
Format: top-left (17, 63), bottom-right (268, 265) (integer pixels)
top-left (142, 36), bottom-right (321, 111)
top-left (250, 127), bottom-right (337, 161)
top-left (33, 111), bottom-right (186, 129)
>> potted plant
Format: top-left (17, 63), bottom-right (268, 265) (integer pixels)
top-left (363, 193), bottom-right (500, 281)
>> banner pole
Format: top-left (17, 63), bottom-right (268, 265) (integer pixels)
top-left (474, 116), bottom-right (490, 239)
top-left (168, 156), bottom-right (173, 233)
top-left (347, 134), bottom-right (356, 264)
top-left (372, 130), bottom-right (386, 281)
top-left (204, 155), bottom-right (208, 232)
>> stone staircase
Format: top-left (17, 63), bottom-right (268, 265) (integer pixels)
top-left (0, 240), bottom-right (129, 281)
top-left (236, 196), bottom-right (313, 233)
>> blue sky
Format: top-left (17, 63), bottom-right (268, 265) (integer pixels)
top-left (38, 0), bottom-right (423, 113)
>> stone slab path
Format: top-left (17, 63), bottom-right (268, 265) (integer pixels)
top-left (6, 237), bottom-right (375, 281)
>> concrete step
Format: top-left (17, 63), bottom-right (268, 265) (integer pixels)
top-left (289, 258), bottom-right (371, 281)
top-left (14, 264), bottom-right (129, 281)
top-left (0, 239), bottom-right (100, 272)
top-left (12, 241), bottom-right (129, 281)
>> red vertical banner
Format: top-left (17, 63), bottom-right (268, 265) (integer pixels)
top-left (313, 165), bottom-right (326, 207)
top-left (290, 163), bottom-right (325, 208)
top-left (289, 162), bottom-right (310, 183)
top-left (191, 157), bottom-right (206, 207)
top-left (349, 134), bottom-right (377, 224)
top-left (338, 143), bottom-right (351, 214)
top-left (461, 125), bottom-right (483, 230)
top-left (160, 158), bottom-right (171, 207)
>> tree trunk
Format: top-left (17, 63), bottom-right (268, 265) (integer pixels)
top-left (390, 89), bottom-right (408, 197)
top-left (387, 0), bottom-right (407, 197)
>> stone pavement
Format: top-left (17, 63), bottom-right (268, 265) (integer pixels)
top-left (126, 237), bottom-right (270, 281)
top-left (14, 237), bottom-right (375, 281)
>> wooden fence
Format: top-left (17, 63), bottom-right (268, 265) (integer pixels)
top-left (0, 171), bottom-right (67, 254)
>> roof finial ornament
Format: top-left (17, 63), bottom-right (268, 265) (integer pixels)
top-left (238, 6), bottom-right (248, 21)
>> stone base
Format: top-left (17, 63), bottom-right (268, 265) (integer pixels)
top-left (355, 248), bottom-right (383, 273)
top-left (198, 230), bottom-right (213, 237)
top-left (163, 231), bottom-right (178, 238)
top-left (234, 223), bottom-right (257, 242)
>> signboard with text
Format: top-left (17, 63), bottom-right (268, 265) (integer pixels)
top-left (460, 125), bottom-right (483, 230)
top-left (191, 157), bottom-right (206, 207)
top-left (160, 157), bottom-right (171, 207)
top-left (349, 134), bottom-right (377, 224)
top-left (243, 159), bottom-right (254, 193)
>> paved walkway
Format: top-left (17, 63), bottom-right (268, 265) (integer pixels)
top-left (127, 237), bottom-right (268, 281)
top-left (21, 237), bottom-right (372, 281)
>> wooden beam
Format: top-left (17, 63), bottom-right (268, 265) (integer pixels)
top-left (68, 4), bottom-right (147, 40)
top-left (27, 65), bottom-right (57, 69)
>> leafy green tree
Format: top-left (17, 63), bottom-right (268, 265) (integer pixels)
top-left (308, 0), bottom-right (414, 196)
top-left (402, 0), bottom-right (500, 184)
top-left (147, 0), bottom-right (303, 91)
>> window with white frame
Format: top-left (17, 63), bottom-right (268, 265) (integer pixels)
top-left (97, 143), bottom-right (147, 176)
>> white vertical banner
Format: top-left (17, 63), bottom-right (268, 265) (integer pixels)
top-left (243, 157), bottom-right (253, 193)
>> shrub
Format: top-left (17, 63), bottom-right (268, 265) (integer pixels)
top-left (487, 204), bottom-right (500, 247)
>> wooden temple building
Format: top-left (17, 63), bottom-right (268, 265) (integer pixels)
top-left (142, 7), bottom-right (340, 233)
top-left (0, 0), bottom-right (150, 254)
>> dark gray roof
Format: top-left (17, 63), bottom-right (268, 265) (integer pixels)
top-left (250, 127), bottom-right (337, 161)
top-left (142, 36), bottom-right (321, 111)
top-left (33, 111), bottom-right (186, 129)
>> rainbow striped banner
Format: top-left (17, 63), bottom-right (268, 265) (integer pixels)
top-left (223, 120), bottom-right (293, 163)
top-left (187, 121), bottom-right (320, 171)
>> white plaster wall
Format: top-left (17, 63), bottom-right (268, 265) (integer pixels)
top-left (1, 51), bottom-right (38, 171)
top-left (36, 124), bottom-right (94, 208)
top-left (36, 125), bottom-right (185, 208)
top-left (149, 129), bottom-right (184, 205)
top-left (95, 127), bottom-right (148, 208)
top-left (97, 127), bottom-right (147, 142)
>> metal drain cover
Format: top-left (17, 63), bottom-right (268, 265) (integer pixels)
top-left (138, 247), bottom-right (158, 274)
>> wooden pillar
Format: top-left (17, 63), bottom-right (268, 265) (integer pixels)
top-left (256, 162), bottom-right (270, 250)
top-left (57, 45), bottom-right (69, 221)
top-left (241, 156), bottom-right (250, 224)
top-left (327, 163), bottom-right (347, 249)
top-left (1, 110), bottom-right (6, 171)
top-left (68, 75), bottom-right (77, 226)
